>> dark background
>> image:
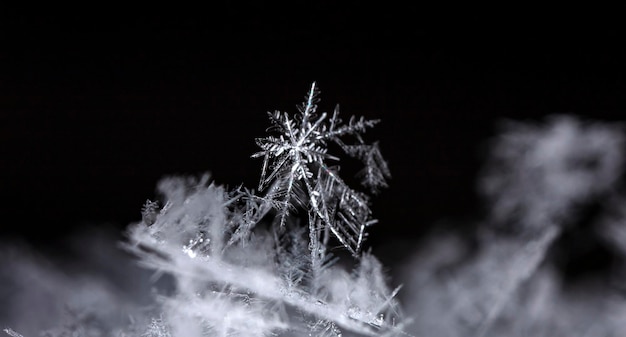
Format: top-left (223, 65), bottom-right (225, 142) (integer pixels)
top-left (2, 5), bottom-right (626, 258)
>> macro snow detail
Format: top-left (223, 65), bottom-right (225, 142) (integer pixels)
top-left (10, 87), bottom-right (626, 337)
top-left (120, 83), bottom-right (403, 336)
top-left (253, 82), bottom-right (390, 255)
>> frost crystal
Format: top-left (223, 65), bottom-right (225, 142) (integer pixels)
top-left (3, 84), bottom-right (401, 337)
top-left (252, 82), bottom-right (389, 255)
top-left (120, 83), bottom-right (404, 337)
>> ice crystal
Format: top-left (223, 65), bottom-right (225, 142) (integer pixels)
top-left (120, 83), bottom-right (403, 336)
top-left (10, 82), bottom-right (626, 337)
top-left (252, 82), bottom-right (389, 255)
top-left (3, 83), bottom-right (401, 337)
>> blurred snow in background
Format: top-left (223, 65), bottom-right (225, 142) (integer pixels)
top-left (402, 115), bottom-right (626, 337)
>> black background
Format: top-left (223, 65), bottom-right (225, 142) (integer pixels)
top-left (2, 5), bottom-right (626, 258)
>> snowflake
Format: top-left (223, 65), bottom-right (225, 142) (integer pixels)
top-left (252, 82), bottom-right (390, 255)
